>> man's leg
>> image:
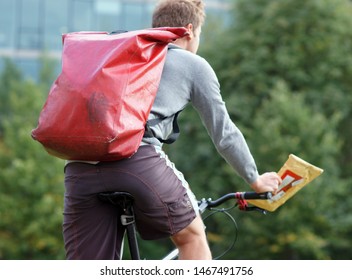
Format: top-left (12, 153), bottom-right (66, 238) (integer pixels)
top-left (63, 163), bottom-right (124, 260)
top-left (171, 215), bottom-right (212, 260)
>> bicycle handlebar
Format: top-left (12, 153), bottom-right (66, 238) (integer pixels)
top-left (198, 191), bottom-right (272, 214)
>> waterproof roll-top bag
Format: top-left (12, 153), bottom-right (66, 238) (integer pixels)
top-left (31, 27), bottom-right (187, 161)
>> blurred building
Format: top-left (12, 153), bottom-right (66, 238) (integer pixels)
top-left (0, 0), bottom-right (232, 80)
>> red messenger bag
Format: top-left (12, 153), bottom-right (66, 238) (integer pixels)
top-left (31, 27), bottom-right (187, 161)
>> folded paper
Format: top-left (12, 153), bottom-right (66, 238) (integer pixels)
top-left (248, 154), bottom-right (324, 212)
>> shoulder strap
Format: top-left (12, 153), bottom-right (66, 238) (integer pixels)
top-left (167, 44), bottom-right (181, 50)
top-left (144, 110), bottom-right (181, 144)
top-left (143, 44), bottom-right (182, 144)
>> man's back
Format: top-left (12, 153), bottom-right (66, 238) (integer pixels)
top-left (144, 45), bottom-right (259, 185)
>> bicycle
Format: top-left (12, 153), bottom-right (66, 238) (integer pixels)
top-left (98, 190), bottom-right (272, 260)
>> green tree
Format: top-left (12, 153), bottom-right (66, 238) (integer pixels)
top-left (167, 0), bottom-right (352, 259)
top-left (0, 59), bottom-right (23, 136)
top-left (202, 0), bottom-right (352, 259)
top-left (230, 81), bottom-right (346, 259)
top-left (2, 0), bottom-right (352, 260)
top-left (218, 0), bottom-right (352, 175)
top-left (0, 59), bottom-right (65, 259)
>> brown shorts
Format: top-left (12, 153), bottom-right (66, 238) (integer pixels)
top-left (63, 144), bottom-right (198, 259)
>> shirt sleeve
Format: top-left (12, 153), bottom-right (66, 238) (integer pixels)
top-left (190, 57), bottom-right (259, 185)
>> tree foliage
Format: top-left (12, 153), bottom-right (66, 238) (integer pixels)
top-left (219, 0), bottom-right (352, 177)
top-left (203, 0), bottom-right (352, 259)
top-left (169, 0), bottom-right (352, 259)
top-left (0, 59), bottom-right (65, 259)
top-left (1, 0), bottom-right (352, 260)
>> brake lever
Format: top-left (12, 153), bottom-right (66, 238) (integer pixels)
top-left (245, 206), bottom-right (267, 215)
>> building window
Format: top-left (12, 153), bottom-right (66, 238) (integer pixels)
top-left (17, 0), bottom-right (45, 50)
top-left (0, 1), bottom-right (16, 49)
top-left (95, 0), bottom-right (121, 31)
top-left (69, 0), bottom-right (94, 31)
top-left (44, 0), bottom-right (69, 50)
top-left (121, 2), bottom-right (149, 31)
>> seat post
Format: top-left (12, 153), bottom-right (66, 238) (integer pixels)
top-left (98, 192), bottom-right (140, 260)
top-left (121, 196), bottom-right (140, 260)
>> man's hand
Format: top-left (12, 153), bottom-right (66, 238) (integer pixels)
top-left (251, 172), bottom-right (282, 194)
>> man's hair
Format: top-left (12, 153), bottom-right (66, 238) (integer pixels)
top-left (152, 0), bottom-right (206, 31)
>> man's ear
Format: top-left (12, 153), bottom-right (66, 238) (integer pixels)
top-left (184, 23), bottom-right (193, 39)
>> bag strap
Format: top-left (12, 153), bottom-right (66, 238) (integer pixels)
top-left (144, 110), bottom-right (181, 144)
top-left (109, 30), bottom-right (128, 34)
top-left (143, 44), bottom-right (183, 144)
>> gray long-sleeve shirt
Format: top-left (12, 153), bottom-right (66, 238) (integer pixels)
top-left (142, 45), bottom-right (259, 185)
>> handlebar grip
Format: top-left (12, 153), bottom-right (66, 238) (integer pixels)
top-left (240, 192), bottom-right (272, 200)
top-left (199, 192), bottom-right (272, 210)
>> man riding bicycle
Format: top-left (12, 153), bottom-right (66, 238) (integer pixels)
top-left (63, 0), bottom-right (281, 260)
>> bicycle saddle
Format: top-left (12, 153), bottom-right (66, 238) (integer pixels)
top-left (98, 191), bottom-right (134, 208)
